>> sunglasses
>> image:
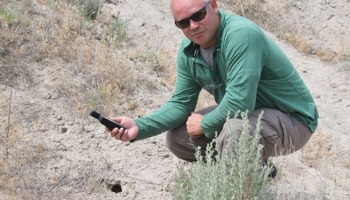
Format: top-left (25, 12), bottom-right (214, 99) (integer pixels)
top-left (174, 2), bottom-right (210, 29)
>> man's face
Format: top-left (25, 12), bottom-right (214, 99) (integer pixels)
top-left (172, 0), bottom-right (220, 49)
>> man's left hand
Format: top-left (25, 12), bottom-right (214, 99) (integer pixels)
top-left (186, 113), bottom-right (204, 138)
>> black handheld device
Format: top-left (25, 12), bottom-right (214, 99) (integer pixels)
top-left (90, 111), bottom-right (125, 130)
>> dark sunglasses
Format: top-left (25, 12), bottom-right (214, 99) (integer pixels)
top-left (174, 2), bottom-right (210, 29)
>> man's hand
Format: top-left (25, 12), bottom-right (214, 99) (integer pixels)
top-left (186, 113), bottom-right (204, 138)
top-left (106, 117), bottom-right (139, 142)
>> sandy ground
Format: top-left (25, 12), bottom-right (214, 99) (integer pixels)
top-left (1, 0), bottom-right (350, 199)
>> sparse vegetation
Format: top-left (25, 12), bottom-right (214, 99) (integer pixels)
top-left (0, 0), bottom-right (171, 199)
top-left (0, 0), bottom-right (166, 116)
top-left (0, 0), bottom-right (349, 199)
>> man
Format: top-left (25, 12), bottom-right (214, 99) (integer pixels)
top-left (108, 0), bottom-right (318, 176)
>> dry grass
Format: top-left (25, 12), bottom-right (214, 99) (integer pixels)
top-left (0, 0), bottom-right (174, 116)
top-left (0, 0), bottom-right (174, 199)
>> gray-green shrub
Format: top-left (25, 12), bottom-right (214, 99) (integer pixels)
top-left (171, 111), bottom-right (274, 200)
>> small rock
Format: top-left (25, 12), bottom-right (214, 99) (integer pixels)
top-left (61, 127), bottom-right (68, 133)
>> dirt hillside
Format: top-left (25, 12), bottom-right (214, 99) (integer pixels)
top-left (0, 0), bottom-right (349, 199)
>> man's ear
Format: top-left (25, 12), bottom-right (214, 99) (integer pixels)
top-left (209, 0), bottom-right (219, 12)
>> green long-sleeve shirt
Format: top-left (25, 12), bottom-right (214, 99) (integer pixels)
top-left (133, 10), bottom-right (318, 141)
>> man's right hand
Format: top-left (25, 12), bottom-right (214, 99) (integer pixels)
top-left (106, 116), bottom-right (139, 142)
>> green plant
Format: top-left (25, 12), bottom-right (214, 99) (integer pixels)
top-left (0, 5), bottom-right (31, 30)
top-left (75, 0), bottom-right (102, 36)
top-left (0, 8), bottom-right (17, 27)
top-left (79, 0), bottom-right (103, 20)
top-left (108, 18), bottom-right (128, 48)
top-left (171, 111), bottom-right (273, 200)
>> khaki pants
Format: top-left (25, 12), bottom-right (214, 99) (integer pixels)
top-left (165, 106), bottom-right (312, 162)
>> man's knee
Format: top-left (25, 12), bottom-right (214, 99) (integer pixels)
top-left (165, 128), bottom-right (197, 162)
top-left (255, 108), bottom-right (312, 157)
top-left (165, 129), bottom-right (177, 151)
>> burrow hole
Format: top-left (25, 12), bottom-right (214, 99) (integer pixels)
top-left (108, 183), bottom-right (122, 193)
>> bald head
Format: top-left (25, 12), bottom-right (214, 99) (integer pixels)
top-left (170, 0), bottom-right (220, 48)
top-left (171, 0), bottom-right (210, 16)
